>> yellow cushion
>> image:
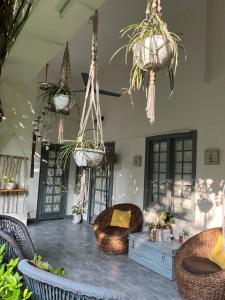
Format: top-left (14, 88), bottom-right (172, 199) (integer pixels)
top-left (209, 234), bottom-right (225, 269)
top-left (110, 209), bottom-right (131, 228)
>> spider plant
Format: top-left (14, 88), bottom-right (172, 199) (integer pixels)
top-left (111, 0), bottom-right (185, 98)
top-left (58, 138), bottom-right (104, 166)
top-left (39, 81), bottom-right (72, 109)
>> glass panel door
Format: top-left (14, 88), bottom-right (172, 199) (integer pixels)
top-left (88, 142), bottom-right (115, 224)
top-left (37, 143), bottom-right (69, 221)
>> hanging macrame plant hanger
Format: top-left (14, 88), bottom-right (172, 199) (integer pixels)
top-left (135, 0), bottom-right (172, 124)
top-left (74, 10), bottom-right (105, 168)
top-left (57, 42), bottom-right (75, 143)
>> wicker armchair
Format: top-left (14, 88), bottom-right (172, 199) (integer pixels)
top-left (0, 215), bottom-right (35, 259)
top-left (18, 259), bottom-right (128, 300)
top-left (175, 227), bottom-right (225, 300)
top-left (0, 229), bottom-right (24, 261)
top-left (93, 203), bottom-right (143, 255)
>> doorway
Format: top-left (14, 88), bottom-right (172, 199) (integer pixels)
top-left (37, 143), bottom-right (69, 221)
top-left (88, 142), bottom-right (115, 224)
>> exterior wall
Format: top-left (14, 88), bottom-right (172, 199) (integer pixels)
top-left (97, 0), bottom-right (225, 236)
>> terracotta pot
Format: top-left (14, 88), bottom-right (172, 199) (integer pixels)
top-left (73, 148), bottom-right (104, 168)
top-left (53, 94), bottom-right (69, 111)
top-left (6, 182), bottom-right (17, 190)
top-left (72, 214), bottom-right (82, 224)
top-left (133, 35), bottom-right (172, 70)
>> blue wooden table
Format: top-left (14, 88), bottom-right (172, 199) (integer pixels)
top-left (128, 232), bottom-right (181, 280)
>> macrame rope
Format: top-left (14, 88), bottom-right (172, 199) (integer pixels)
top-left (144, 0), bottom-right (163, 123)
top-left (146, 70), bottom-right (156, 124)
top-left (77, 10), bottom-right (105, 151)
top-left (58, 115), bottom-right (64, 144)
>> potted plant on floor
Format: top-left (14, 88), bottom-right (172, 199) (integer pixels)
top-left (1, 176), bottom-right (17, 190)
top-left (60, 138), bottom-right (105, 168)
top-left (72, 201), bottom-right (85, 224)
top-left (111, 0), bottom-right (185, 124)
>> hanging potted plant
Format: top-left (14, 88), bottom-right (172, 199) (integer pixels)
top-left (39, 43), bottom-right (75, 116)
top-left (39, 81), bottom-right (71, 113)
top-left (59, 11), bottom-right (105, 168)
top-left (111, 0), bottom-right (185, 124)
top-left (72, 201), bottom-right (85, 224)
top-left (60, 138), bottom-right (104, 168)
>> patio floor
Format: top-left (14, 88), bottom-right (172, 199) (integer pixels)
top-left (28, 219), bottom-right (181, 300)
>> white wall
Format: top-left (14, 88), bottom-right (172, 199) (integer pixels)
top-left (96, 0), bottom-right (225, 236)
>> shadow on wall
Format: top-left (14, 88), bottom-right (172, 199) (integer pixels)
top-left (195, 178), bottom-right (224, 230)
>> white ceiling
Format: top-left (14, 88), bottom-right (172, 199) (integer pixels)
top-left (46, 0), bottom-right (198, 83)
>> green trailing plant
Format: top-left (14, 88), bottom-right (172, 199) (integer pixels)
top-left (75, 182), bottom-right (81, 194)
top-left (58, 184), bottom-right (68, 195)
top-left (72, 201), bottom-right (85, 215)
top-left (0, 244), bottom-right (32, 300)
top-left (39, 81), bottom-right (71, 111)
top-left (111, 0), bottom-right (185, 123)
top-left (31, 255), bottom-right (66, 277)
top-left (1, 176), bottom-right (16, 183)
top-left (59, 138), bottom-right (104, 166)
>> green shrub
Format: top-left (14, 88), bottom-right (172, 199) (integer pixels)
top-left (31, 254), bottom-right (66, 277)
top-left (0, 244), bottom-right (32, 300)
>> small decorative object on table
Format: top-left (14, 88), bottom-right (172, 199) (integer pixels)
top-left (72, 201), bottom-right (85, 224)
top-left (145, 210), bottom-right (175, 242)
top-left (178, 233), bottom-right (184, 244)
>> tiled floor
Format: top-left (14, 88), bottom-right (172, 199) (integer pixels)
top-left (28, 219), bottom-right (181, 300)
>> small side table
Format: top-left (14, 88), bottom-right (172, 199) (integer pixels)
top-left (128, 232), bottom-right (181, 280)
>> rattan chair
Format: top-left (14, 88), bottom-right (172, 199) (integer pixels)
top-left (0, 215), bottom-right (35, 259)
top-left (93, 203), bottom-right (143, 255)
top-left (0, 229), bottom-right (24, 261)
top-left (175, 227), bottom-right (225, 300)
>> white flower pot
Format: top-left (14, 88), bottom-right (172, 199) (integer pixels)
top-left (73, 148), bottom-right (104, 168)
top-left (6, 182), bottom-right (17, 190)
top-left (53, 94), bottom-right (69, 111)
top-left (133, 35), bottom-right (172, 70)
top-left (72, 214), bottom-right (82, 224)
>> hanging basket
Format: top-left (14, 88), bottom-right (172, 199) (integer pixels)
top-left (133, 35), bottom-right (172, 70)
top-left (53, 94), bottom-right (70, 111)
top-left (73, 148), bottom-right (105, 168)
